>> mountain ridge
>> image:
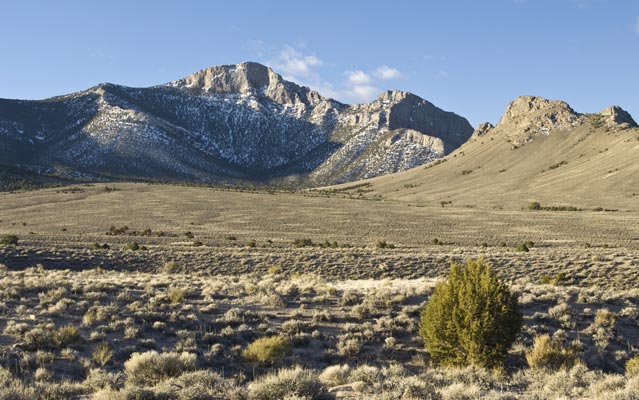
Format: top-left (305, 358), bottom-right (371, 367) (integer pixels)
top-left (331, 95), bottom-right (639, 210)
top-left (0, 61), bottom-right (474, 187)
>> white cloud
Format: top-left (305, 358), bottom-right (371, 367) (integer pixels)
top-left (260, 44), bottom-right (402, 103)
top-left (345, 85), bottom-right (380, 102)
top-left (273, 46), bottom-right (323, 78)
top-left (375, 65), bottom-right (402, 80)
top-left (345, 70), bottom-right (372, 85)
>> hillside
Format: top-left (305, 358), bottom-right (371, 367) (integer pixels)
top-left (0, 62), bottom-right (473, 187)
top-left (328, 96), bottom-right (639, 210)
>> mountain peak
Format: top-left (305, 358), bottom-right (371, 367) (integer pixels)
top-left (498, 96), bottom-right (580, 127)
top-left (598, 105), bottom-right (637, 128)
top-left (169, 62), bottom-right (281, 95)
top-left (495, 96), bottom-right (583, 143)
top-left (168, 61), bottom-right (335, 107)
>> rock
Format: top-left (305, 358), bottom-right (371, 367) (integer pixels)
top-left (496, 96), bottom-right (585, 144)
top-left (598, 106), bottom-right (637, 128)
top-left (471, 122), bottom-right (495, 139)
top-left (348, 90), bottom-right (473, 153)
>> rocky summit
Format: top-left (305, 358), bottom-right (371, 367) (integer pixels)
top-left (0, 62), bottom-right (473, 186)
top-left (475, 95), bottom-right (637, 145)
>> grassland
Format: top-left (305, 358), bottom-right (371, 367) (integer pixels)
top-left (1, 182), bottom-right (639, 398)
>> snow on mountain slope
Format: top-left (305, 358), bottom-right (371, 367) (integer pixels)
top-left (0, 62), bottom-right (474, 186)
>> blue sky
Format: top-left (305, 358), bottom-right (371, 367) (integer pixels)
top-left (1, 0), bottom-right (637, 126)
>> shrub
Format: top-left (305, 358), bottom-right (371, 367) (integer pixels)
top-left (125, 242), bottom-right (140, 251)
top-left (419, 259), bottom-right (522, 369)
top-left (318, 364), bottom-right (351, 387)
top-left (293, 238), bottom-right (313, 247)
top-left (84, 368), bottom-right (122, 390)
top-left (53, 325), bottom-right (82, 348)
top-left (0, 234), bottom-right (18, 246)
top-left (540, 272), bottom-right (567, 285)
top-left (593, 309), bottom-right (616, 328)
top-left (247, 366), bottom-right (325, 400)
top-left (515, 243), bottom-right (529, 252)
top-left (526, 334), bottom-right (579, 370)
top-left (92, 343), bottom-right (114, 367)
top-left (153, 370), bottom-right (245, 399)
top-left (167, 288), bottom-right (188, 304)
top-left (242, 336), bottom-right (291, 366)
top-left (0, 366), bottom-right (36, 399)
top-left (375, 240), bottom-right (395, 249)
top-left (626, 357), bottom-right (639, 376)
top-left (529, 202), bottom-right (542, 210)
top-left (162, 261), bottom-right (179, 274)
top-left (267, 265), bottom-right (283, 275)
top-left (124, 351), bottom-right (196, 386)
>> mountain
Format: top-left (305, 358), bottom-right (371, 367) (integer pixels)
top-left (0, 62), bottom-right (473, 187)
top-left (330, 95), bottom-right (639, 209)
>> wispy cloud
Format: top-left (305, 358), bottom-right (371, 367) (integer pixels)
top-left (260, 43), bottom-right (403, 103)
top-left (264, 45), bottom-right (340, 98)
top-left (375, 65), bottom-right (402, 80)
top-left (342, 66), bottom-right (402, 102)
top-left (273, 46), bottom-right (323, 78)
top-left (344, 85), bottom-right (380, 102)
top-left (345, 70), bottom-right (372, 85)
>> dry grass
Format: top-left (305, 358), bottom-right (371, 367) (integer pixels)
top-left (0, 183), bottom-right (637, 398)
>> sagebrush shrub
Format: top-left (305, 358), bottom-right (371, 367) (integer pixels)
top-left (419, 259), bottom-right (522, 369)
top-left (92, 343), bottom-right (114, 367)
top-left (525, 334), bottom-right (579, 370)
top-left (53, 325), bottom-right (82, 348)
top-left (0, 234), bottom-right (18, 246)
top-left (124, 351), bottom-right (196, 386)
top-left (318, 364), bottom-right (351, 387)
top-left (242, 336), bottom-right (291, 366)
top-left (247, 366), bottom-right (325, 400)
top-left (626, 357), bottom-right (639, 376)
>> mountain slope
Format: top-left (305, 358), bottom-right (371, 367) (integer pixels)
top-left (0, 62), bottom-right (473, 186)
top-left (331, 96), bottom-right (639, 209)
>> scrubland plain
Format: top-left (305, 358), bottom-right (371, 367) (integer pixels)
top-left (1, 183), bottom-right (639, 399)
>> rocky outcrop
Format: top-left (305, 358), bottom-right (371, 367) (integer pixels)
top-left (169, 62), bottom-right (331, 110)
top-left (345, 90), bottom-right (473, 153)
top-left (598, 106), bottom-right (637, 129)
top-left (471, 122), bottom-right (495, 139)
top-left (479, 96), bottom-right (637, 147)
top-left (497, 96), bottom-right (584, 143)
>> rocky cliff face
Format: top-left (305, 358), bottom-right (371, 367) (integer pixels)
top-left (0, 62), bottom-right (474, 186)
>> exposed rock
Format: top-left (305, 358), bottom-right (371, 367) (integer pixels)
top-left (347, 90), bottom-right (473, 152)
top-left (598, 106), bottom-right (637, 128)
top-left (497, 96), bottom-right (585, 144)
top-left (471, 122), bottom-right (495, 139)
